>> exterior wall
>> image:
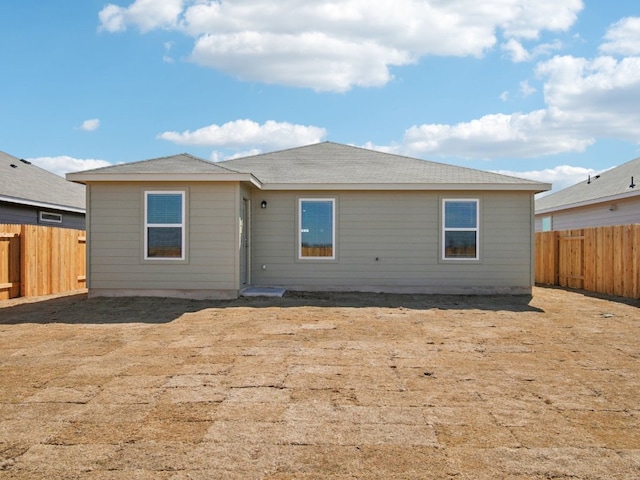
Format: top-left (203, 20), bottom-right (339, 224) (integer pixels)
top-left (250, 190), bottom-right (535, 294)
top-left (535, 195), bottom-right (640, 231)
top-left (86, 182), bottom-right (240, 299)
top-left (0, 201), bottom-right (85, 229)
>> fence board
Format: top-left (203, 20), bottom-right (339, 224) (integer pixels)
top-left (0, 224), bottom-right (86, 299)
top-left (0, 225), bottom-right (22, 300)
top-left (536, 224), bottom-right (640, 300)
top-left (535, 231), bottom-right (557, 285)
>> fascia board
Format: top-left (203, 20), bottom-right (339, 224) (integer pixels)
top-left (260, 182), bottom-right (551, 192)
top-left (67, 172), bottom-right (263, 188)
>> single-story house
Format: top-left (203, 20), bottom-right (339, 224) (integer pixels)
top-left (67, 142), bottom-right (550, 299)
top-left (535, 156), bottom-right (640, 231)
top-left (1, 150), bottom-right (85, 229)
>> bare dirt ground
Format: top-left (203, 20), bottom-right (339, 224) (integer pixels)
top-left (0, 287), bottom-right (638, 479)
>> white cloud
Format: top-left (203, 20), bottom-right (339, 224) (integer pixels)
top-left (99, 0), bottom-right (183, 33)
top-left (500, 91), bottom-right (509, 102)
top-left (519, 80), bottom-right (536, 97)
top-left (163, 41), bottom-right (175, 63)
top-left (600, 17), bottom-right (640, 56)
top-left (79, 118), bottom-right (100, 131)
top-left (402, 21), bottom-right (640, 161)
top-left (215, 149), bottom-right (263, 161)
top-left (403, 110), bottom-right (594, 159)
top-left (99, 0), bottom-right (583, 91)
top-left (190, 32), bottom-right (410, 92)
top-left (502, 39), bottom-right (531, 62)
top-left (536, 55), bottom-right (640, 141)
top-left (28, 156), bottom-right (112, 177)
top-left (502, 38), bottom-right (563, 63)
top-left (492, 165), bottom-right (598, 194)
top-left (158, 119), bottom-right (327, 150)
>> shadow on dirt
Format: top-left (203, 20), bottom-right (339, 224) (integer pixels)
top-left (0, 290), bottom-right (544, 325)
top-left (536, 284), bottom-right (640, 308)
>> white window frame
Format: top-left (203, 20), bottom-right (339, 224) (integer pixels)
top-left (298, 198), bottom-right (336, 260)
top-left (39, 211), bottom-right (63, 224)
top-left (541, 216), bottom-right (552, 232)
top-left (442, 198), bottom-right (479, 261)
top-left (144, 191), bottom-right (186, 261)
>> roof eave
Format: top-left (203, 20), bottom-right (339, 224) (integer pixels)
top-left (0, 194), bottom-right (86, 214)
top-left (66, 172), bottom-right (263, 188)
top-left (535, 188), bottom-right (640, 214)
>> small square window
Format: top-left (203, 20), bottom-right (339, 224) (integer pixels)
top-left (541, 216), bottom-right (552, 232)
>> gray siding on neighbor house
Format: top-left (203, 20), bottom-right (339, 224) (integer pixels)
top-left (0, 202), bottom-right (85, 229)
top-left (250, 190), bottom-right (534, 294)
top-left (535, 195), bottom-right (640, 231)
top-left (87, 182), bottom-right (240, 297)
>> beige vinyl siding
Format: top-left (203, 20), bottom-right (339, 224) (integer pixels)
top-left (251, 190), bottom-right (534, 294)
top-left (535, 195), bottom-right (640, 231)
top-left (87, 182), bottom-right (239, 295)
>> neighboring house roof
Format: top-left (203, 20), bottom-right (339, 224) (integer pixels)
top-left (0, 150), bottom-right (85, 213)
top-left (221, 142), bottom-right (549, 191)
top-left (68, 142), bottom-right (549, 192)
top-left (536, 156), bottom-right (640, 214)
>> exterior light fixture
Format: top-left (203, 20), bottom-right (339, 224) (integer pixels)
top-left (261, 200), bottom-right (267, 209)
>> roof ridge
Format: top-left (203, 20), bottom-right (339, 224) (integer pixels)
top-left (218, 141), bottom-right (327, 164)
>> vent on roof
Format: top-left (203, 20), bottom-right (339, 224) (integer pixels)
top-left (630, 176), bottom-right (636, 189)
top-left (19, 158), bottom-right (31, 165)
top-left (10, 164), bottom-right (17, 168)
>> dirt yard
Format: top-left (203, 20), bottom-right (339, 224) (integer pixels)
top-left (0, 287), bottom-right (638, 479)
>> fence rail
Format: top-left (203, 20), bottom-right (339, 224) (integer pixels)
top-left (0, 224), bottom-right (86, 300)
top-left (535, 224), bottom-right (640, 299)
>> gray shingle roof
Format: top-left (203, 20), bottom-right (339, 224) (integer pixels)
top-left (220, 142), bottom-right (547, 188)
top-left (0, 150), bottom-right (85, 211)
top-left (68, 142), bottom-right (549, 192)
top-left (73, 153), bottom-right (241, 175)
top-left (536, 156), bottom-right (640, 213)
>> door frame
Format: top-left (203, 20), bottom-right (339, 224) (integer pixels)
top-left (240, 197), bottom-right (250, 285)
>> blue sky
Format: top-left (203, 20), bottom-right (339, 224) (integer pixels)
top-left (1, 1), bottom-right (639, 193)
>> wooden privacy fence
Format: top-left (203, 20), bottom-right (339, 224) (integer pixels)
top-left (535, 224), bottom-right (640, 299)
top-left (0, 224), bottom-right (86, 300)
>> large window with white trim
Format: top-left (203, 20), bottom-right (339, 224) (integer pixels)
top-left (144, 191), bottom-right (185, 260)
top-left (299, 198), bottom-right (335, 259)
top-left (443, 199), bottom-right (479, 260)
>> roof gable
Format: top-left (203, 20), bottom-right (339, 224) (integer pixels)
top-left (536, 156), bottom-right (640, 213)
top-left (0, 150), bottom-right (85, 211)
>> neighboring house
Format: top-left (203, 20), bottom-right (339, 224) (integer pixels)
top-left (535, 156), bottom-right (640, 231)
top-left (67, 142), bottom-right (549, 299)
top-left (1, 150), bottom-right (86, 229)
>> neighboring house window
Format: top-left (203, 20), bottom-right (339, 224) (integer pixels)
top-left (443, 199), bottom-right (479, 260)
top-left (39, 211), bottom-right (63, 224)
top-left (541, 216), bottom-right (552, 232)
top-left (299, 198), bottom-right (335, 259)
top-left (145, 191), bottom-right (185, 260)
